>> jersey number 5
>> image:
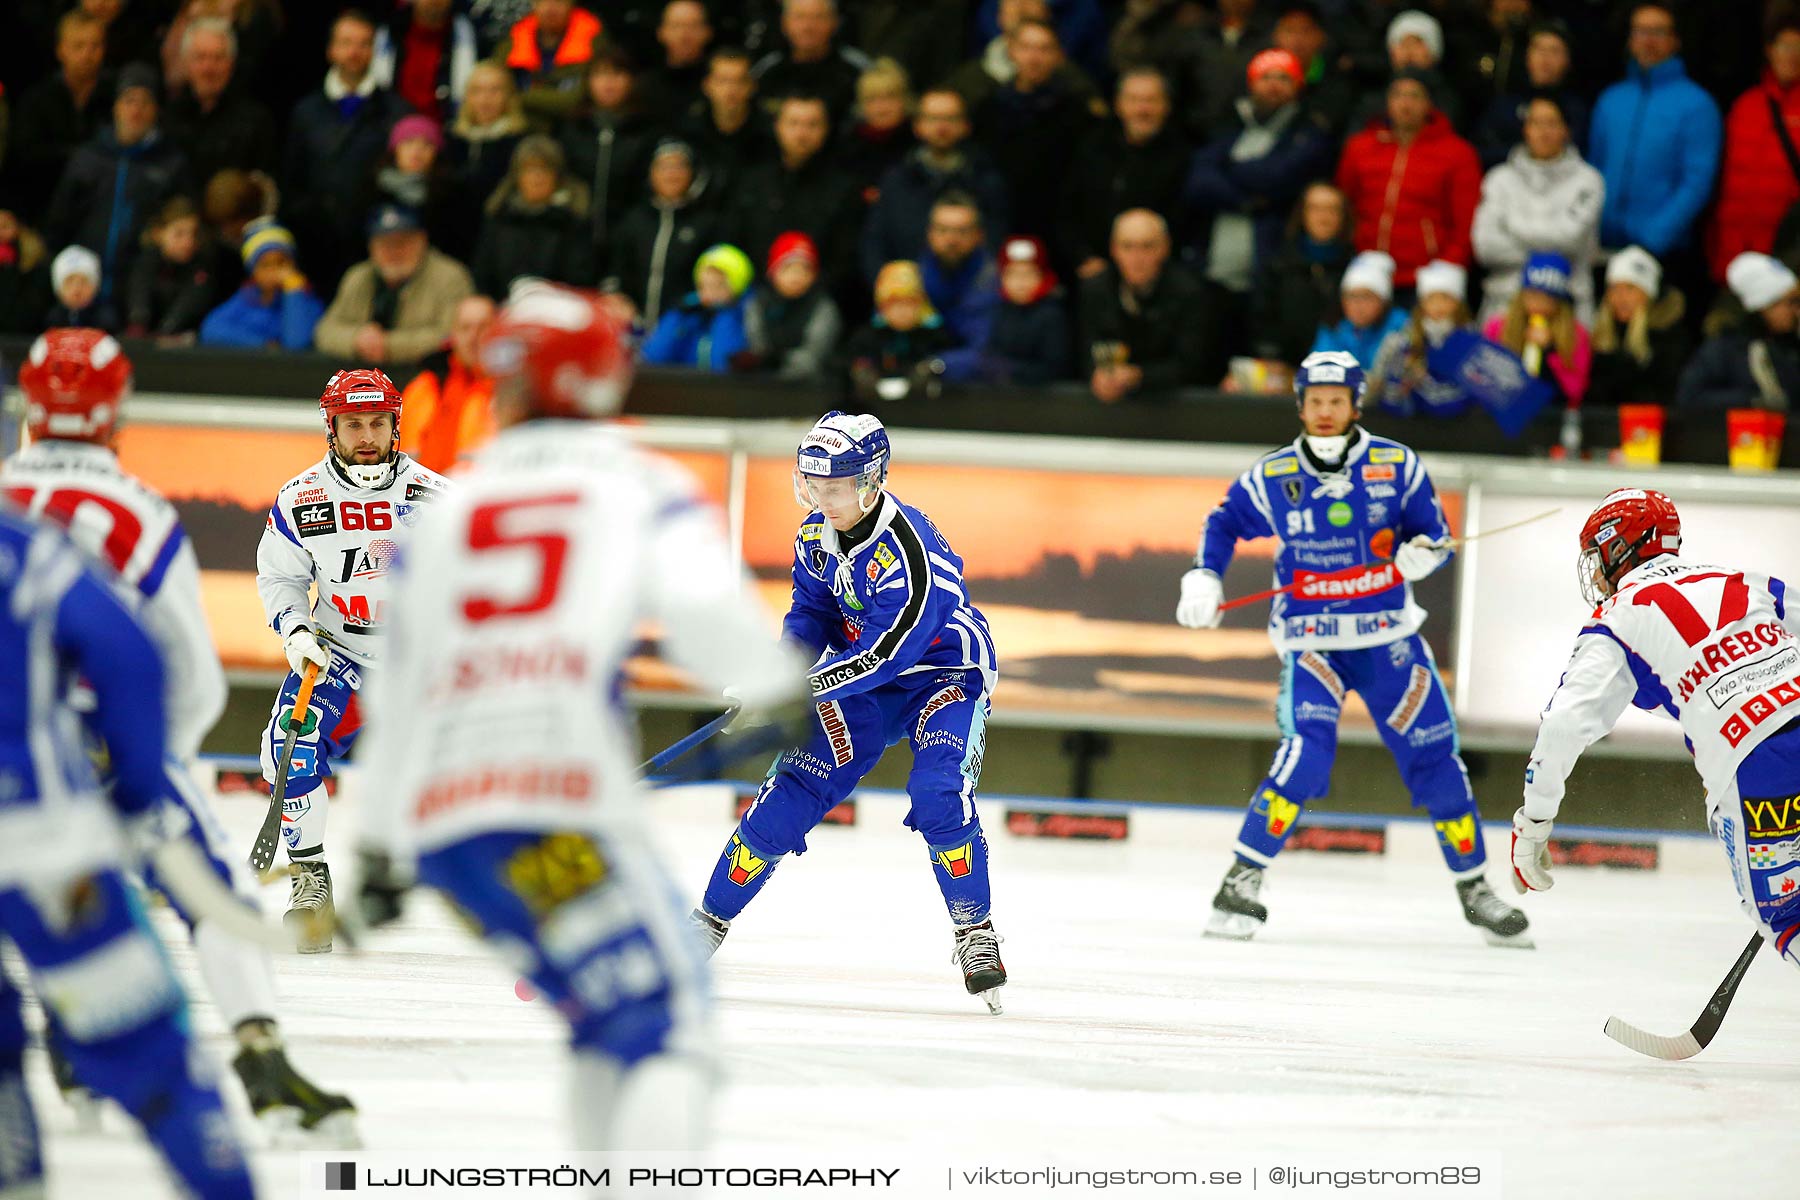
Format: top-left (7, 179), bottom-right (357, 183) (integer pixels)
top-left (1631, 573), bottom-right (1749, 647)
top-left (461, 493), bottom-right (579, 623)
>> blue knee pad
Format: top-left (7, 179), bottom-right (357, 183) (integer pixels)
top-left (1411, 755), bottom-right (1485, 875)
top-left (701, 818), bottom-right (788, 922)
top-left (1233, 729), bottom-right (1334, 866)
top-left (572, 994), bottom-right (677, 1069)
top-left (925, 827), bottom-right (992, 927)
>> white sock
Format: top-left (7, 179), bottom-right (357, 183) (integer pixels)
top-left (193, 920), bottom-right (280, 1034)
top-left (569, 1051), bottom-right (711, 1151)
top-left (281, 784), bottom-right (330, 861)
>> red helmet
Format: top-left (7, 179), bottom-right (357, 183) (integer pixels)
top-left (1578, 487), bottom-right (1682, 607)
top-left (18, 329), bottom-right (132, 444)
top-left (477, 282), bottom-right (633, 420)
top-left (319, 368), bottom-right (403, 486)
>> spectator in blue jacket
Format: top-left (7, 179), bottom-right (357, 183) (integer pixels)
top-left (641, 243), bottom-right (752, 372)
top-left (1185, 46), bottom-right (1336, 386)
top-left (918, 192), bottom-right (999, 381)
top-left (198, 219), bottom-right (326, 352)
top-left (1312, 250), bottom-right (1408, 366)
top-left (1588, 4), bottom-right (1721, 260)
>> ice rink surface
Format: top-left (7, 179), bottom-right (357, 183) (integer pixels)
top-left (28, 782), bottom-right (1799, 1199)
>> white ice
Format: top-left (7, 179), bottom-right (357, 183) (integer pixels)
top-left (28, 782), bottom-right (1799, 1199)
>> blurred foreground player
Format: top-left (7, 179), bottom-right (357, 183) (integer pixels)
top-left (353, 284), bottom-right (807, 1148)
top-left (257, 368), bottom-right (453, 950)
top-left (1514, 489), bottom-right (1800, 972)
top-left (0, 507), bottom-right (254, 1199)
top-left (4, 329), bottom-right (355, 1139)
top-left (1177, 350), bottom-right (1530, 946)
top-left (690, 412), bottom-right (1010, 1012)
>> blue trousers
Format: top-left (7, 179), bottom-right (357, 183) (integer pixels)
top-left (0, 871), bottom-right (251, 1198)
top-left (418, 829), bottom-right (707, 1066)
top-left (1717, 721), bottom-right (1800, 971)
top-left (1234, 634), bottom-right (1485, 877)
top-left (260, 654), bottom-right (363, 859)
top-left (702, 668), bottom-right (995, 927)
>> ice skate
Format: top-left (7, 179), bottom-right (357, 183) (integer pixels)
top-left (1457, 877), bottom-right (1534, 948)
top-left (232, 1024), bottom-right (358, 1147)
top-left (285, 860), bottom-right (335, 954)
top-left (1206, 861), bottom-right (1268, 940)
top-left (952, 920), bottom-right (1006, 1014)
top-left (690, 908), bottom-right (729, 957)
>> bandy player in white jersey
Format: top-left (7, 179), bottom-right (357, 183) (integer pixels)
top-left (258, 368), bottom-right (451, 950)
top-left (351, 283), bottom-right (806, 1149)
top-left (1513, 488), bottom-right (1800, 972)
top-left (2, 329), bottom-right (357, 1137)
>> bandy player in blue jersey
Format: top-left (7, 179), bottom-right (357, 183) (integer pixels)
top-left (690, 412), bottom-right (1007, 1012)
top-left (1176, 351), bottom-right (1530, 946)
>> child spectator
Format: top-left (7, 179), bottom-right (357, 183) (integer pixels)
top-left (1482, 251), bottom-right (1592, 407)
top-left (124, 196), bottom-right (217, 339)
top-left (846, 260), bottom-right (959, 403)
top-left (1678, 251), bottom-right (1800, 412)
top-left (1588, 246), bottom-right (1690, 408)
top-left (0, 199), bottom-right (52, 335)
top-left (1311, 250), bottom-right (1407, 366)
top-left (975, 234), bottom-right (1070, 385)
top-left (45, 245), bottom-right (117, 332)
top-left (641, 243), bottom-right (752, 372)
top-left (1370, 259), bottom-right (1478, 418)
top-left (739, 232), bottom-right (843, 382)
top-left (197, 218), bottom-right (324, 351)
top-left (471, 135), bottom-right (596, 298)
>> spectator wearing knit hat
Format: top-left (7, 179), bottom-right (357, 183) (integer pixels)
top-left (471, 135), bottom-right (595, 298)
top-left (1370, 257), bottom-right (1478, 418)
top-left (362, 114), bottom-right (478, 262)
top-left (123, 195), bottom-right (217, 339)
top-left (314, 203), bottom-right (475, 364)
top-left (975, 234), bottom-right (1071, 385)
top-left (44, 62), bottom-right (188, 302)
top-left (607, 139), bottom-right (719, 327)
top-left (1346, 11), bottom-right (1463, 133)
top-left (1708, 11), bottom-right (1800, 286)
top-left (1678, 252), bottom-right (1800, 412)
top-left (846, 260), bottom-right (960, 404)
top-left (45, 245), bottom-right (118, 332)
top-left (1472, 19), bottom-right (1589, 168)
top-left (1060, 67), bottom-right (1189, 283)
top-left (1335, 70), bottom-right (1480, 290)
top-left (641, 243), bottom-right (753, 371)
top-left (1588, 4), bottom-right (1720, 263)
top-left (1311, 249), bottom-right (1407, 364)
top-left (1185, 46), bottom-right (1335, 385)
top-left (1587, 246), bottom-right (1690, 408)
top-left (739, 232), bottom-right (843, 381)
top-left (1482, 250), bottom-right (1591, 405)
top-left (198, 218), bottom-right (325, 351)
top-left (1470, 93), bottom-right (1603, 324)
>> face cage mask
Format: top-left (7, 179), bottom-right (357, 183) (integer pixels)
top-left (331, 425), bottom-right (400, 488)
top-left (792, 464), bottom-right (882, 515)
top-left (1578, 546), bottom-right (1612, 608)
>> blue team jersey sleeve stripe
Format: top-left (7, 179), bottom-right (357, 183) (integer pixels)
top-left (136, 523), bottom-right (187, 599)
top-left (1772, 576), bottom-right (1788, 620)
top-left (1580, 623), bottom-right (1678, 718)
top-left (868, 518), bottom-right (932, 664)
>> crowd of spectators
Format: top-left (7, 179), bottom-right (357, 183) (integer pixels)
top-left (2, 0), bottom-right (1798, 454)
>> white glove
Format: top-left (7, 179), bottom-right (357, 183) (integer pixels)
top-left (1176, 568), bottom-right (1224, 629)
top-left (283, 626), bottom-right (330, 676)
top-left (1393, 534), bottom-right (1450, 582)
top-left (1511, 809), bottom-right (1555, 894)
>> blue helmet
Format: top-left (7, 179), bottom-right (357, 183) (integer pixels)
top-left (1294, 350), bottom-right (1366, 411)
top-left (794, 411), bottom-right (891, 514)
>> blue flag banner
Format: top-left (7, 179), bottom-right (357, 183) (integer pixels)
top-left (1427, 329), bottom-right (1556, 439)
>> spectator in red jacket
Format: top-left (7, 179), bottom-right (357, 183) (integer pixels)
top-left (1708, 11), bottom-right (1800, 284)
top-left (1334, 69), bottom-right (1480, 291)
